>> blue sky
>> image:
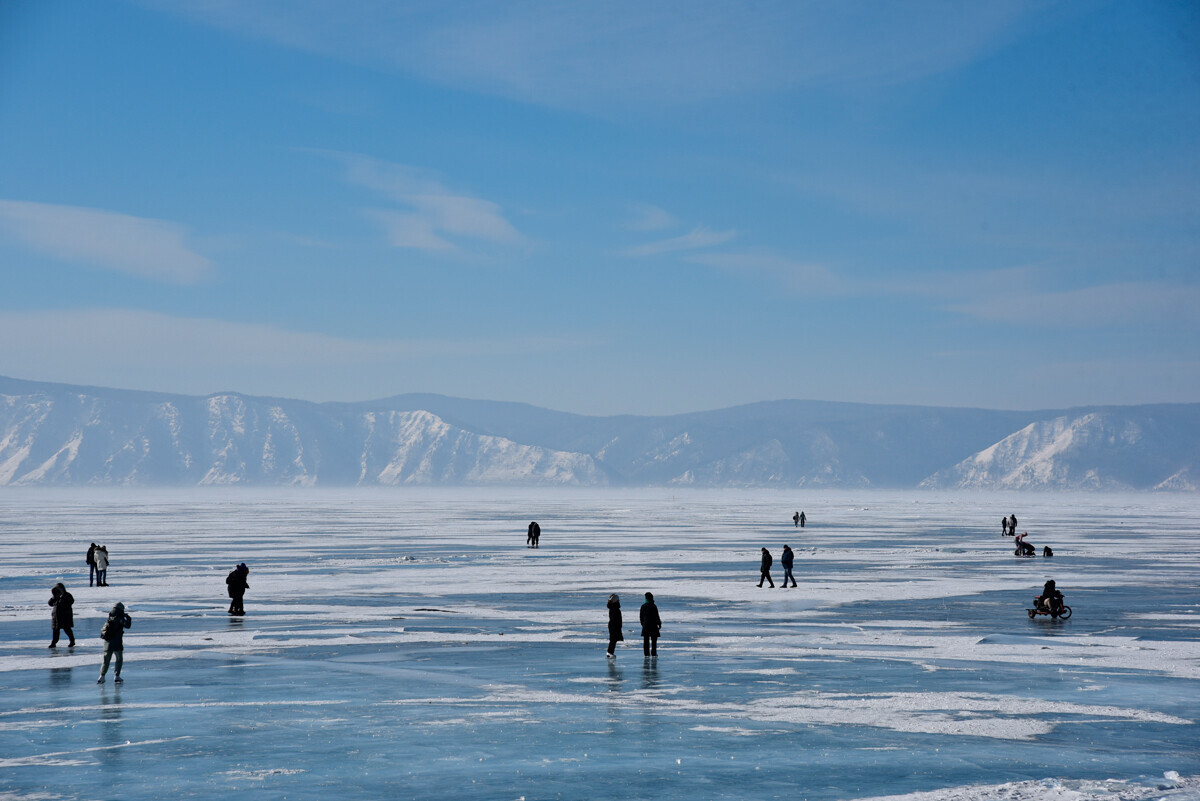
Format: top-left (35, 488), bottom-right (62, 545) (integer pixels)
top-left (0, 1), bottom-right (1197, 415)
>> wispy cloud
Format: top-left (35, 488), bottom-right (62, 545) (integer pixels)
top-left (946, 282), bottom-right (1200, 329)
top-left (687, 251), bottom-right (845, 294)
top-left (324, 154), bottom-right (524, 256)
top-left (145, 1), bottom-right (1049, 112)
top-left (0, 199), bottom-right (211, 283)
top-left (623, 204), bottom-right (678, 232)
top-left (624, 226), bottom-right (736, 257)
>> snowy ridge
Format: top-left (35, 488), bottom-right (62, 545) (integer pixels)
top-left (920, 410), bottom-right (1199, 491)
top-left (0, 376), bottom-right (1197, 488)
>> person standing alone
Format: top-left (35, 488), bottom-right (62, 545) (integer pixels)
top-left (606, 594), bottom-right (623, 658)
top-left (639, 592), bottom-right (662, 657)
top-left (49, 583), bottom-right (75, 647)
top-left (226, 563), bottom-right (249, 615)
top-left (97, 602), bottom-right (131, 683)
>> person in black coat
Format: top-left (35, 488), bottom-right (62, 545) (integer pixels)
top-left (1035, 580), bottom-right (1063, 614)
top-left (799, 511), bottom-right (806, 528)
top-left (606, 594), bottom-right (623, 658)
top-left (226, 563), bottom-right (249, 615)
top-left (529, 521), bottom-right (541, 549)
top-left (780, 545), bottom-right (797, 588)
top-left (757, 548), bottom-right (775, 588)
top-left (793, 512), bottom-right (800, 527)
top-left (86, 543), bottom-right (98, 586)
top-left (98, 602), bottom-right (131, 683)
top-left (49, 583), bottom-right (75, 647)
top-left (639, 592), bottom-right (662, 656)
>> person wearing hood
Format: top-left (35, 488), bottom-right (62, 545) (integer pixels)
top-left (757, 548), bottom-right (775, 588)
top-left (639, 592), bottom-right (662, 657)
top-left (226, 563), bottom-right (249, 615)
top-left (781, 545), bottom-right (798, 588)
top-left (49, 583), bottom-right (75, 648)
top-left (606, 594), bottom-right (623, 658)
top-left (98, 602), bottom-right (132, 683)
top-left (94, 545), bottom-right (110, 587)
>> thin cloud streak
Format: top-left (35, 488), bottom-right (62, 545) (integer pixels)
top-left (624, 226), bottom-right (736, 257)
top-left (0, 199), bottom-right (212, 284)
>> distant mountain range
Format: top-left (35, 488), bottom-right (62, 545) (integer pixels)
top-left (1, 376), bottom-right (1196, 490)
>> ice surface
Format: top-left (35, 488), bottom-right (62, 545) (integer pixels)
top-left (1, 488), bottom-right (1198, 800)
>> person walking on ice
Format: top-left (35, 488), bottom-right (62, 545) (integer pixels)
top-left (758, 548), bottom-right (775, 588)
top-left (97, 602), bottom-right (131, 683)
top-left (781, 545), bottom-right (798, 588)
top-left (640, 592), bottom-right (661, 657)
top-left (49, 583), bottom-right (75, 648)
top-left (793, 511), bottom-right (800, 527)
top-left (799, 511), bottom-right (806, 528)
top-left (606, 594), bottom-right (623, 658)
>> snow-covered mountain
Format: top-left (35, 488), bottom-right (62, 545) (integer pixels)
top-left (1, 376), bottom-right (1196, 489)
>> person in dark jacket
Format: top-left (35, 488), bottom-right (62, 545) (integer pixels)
top-left (97, 602), bottom-right (131, 683)
top-left (86, 543), bottom-right (98, 586)
top-left (1001, 517), bottom-right (1009, 536)
top-left (226, 563), bottom-right (249, 615)
top-left (606, 594), bottom-right (623, 658)
top-left (1034, 580), bottom-right (1063, 615)
top-left (49, 583), bottom-right (75, 647)
top-left (758, 548), bottom-right (775, 588)
top-left (799, 511), bottom-right (806, 528)
top-left (793, 511), bottom-right (800, 527)
top-left (780, 545), bottom-right (797, 588)
top-left (528, 521), bottom-right (541, 549)
top-left (639, 592), bottom-right (662, 656)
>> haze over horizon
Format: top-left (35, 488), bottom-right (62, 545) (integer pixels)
top-left (2, 2), bottom-right (1198, 417)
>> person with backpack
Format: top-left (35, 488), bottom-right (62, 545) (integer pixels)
top-left (94, 545), bottom-right (110, 586)
top-left (226, 563), bottom-right (249, 615)
top-left (780, 545), bottom-right (798, 588)
top-left (86, 543), bottom-right (98, 586)
top-left (758, 548), bottom-right (775, 588)
top-left (793, 512), bottom-right (800, 527)
top-left (49, 583), bottom-right (75, 648)
top-left (98, 602), bottom-right (131, 683)
top-left (639, 592), bottom-right (662, 657)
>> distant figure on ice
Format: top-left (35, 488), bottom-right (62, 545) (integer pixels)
top-left (97, 602), bottom-right (131, 684)
top-left (758, 548), bottom-right (775, 588)
top-left (94, 545), bottom-right (110, 586)
top-left (606, 594), bottom-right (623, 658)
top-left (49, 583), bottom-right (75, 648)
top-left (1001, 517), bottom-right (1009, 536)
top-left (226, 563), bottom-right (249, 615)
top-left (799, 511), bottom-right (806, 528)
top-left (793, 511), bottom-right (800, 527)
top-left (640, 592), bottom-right (661, 657)
top-left (1043, 545), bottom-right (1054, 558)
top-left (1009, 514), bottom-right (1018, 534)
top-left (781, 545), bottom-right (798, 588)
top-left (527, 521), bottom-right (541, 549)
top-left (1014, 532), bottom-right (1035, 557)
top-left (86, 543), bottom-right (98, 586)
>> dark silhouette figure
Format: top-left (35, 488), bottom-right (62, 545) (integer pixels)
top-left (226, 563), bottom-right (249, 615)
top-left (98, 602), bottom-right (131, 683)
top-left (781, 545), bottom-right (797, 587)
top-left (1010, 514), bottom-right (1018, 534)
top-left (758, 548), bottom-right (775, 588)
top-left (1043, 545), bottom-right (1054, 558)
top-left (1001, 517), bottom-right (1009, 536)
top-left (793, 512), bottom-right (800, 527)
top-left (640, 592), bottom-right (662, 656)
top-left (49, 583), bottom-right (75, 647)
top-left (1034, 580), bottom-right (1063, 615)
top-left (528, 521), bottom-right (541, 549)
top-left (606, 594), bottom-right (623, 657)
top-left (799, 511), bottom-right (806, 528)
top-left (94, 545), bottom-right (110, 586)
top-left (86, 543), bottom-right (98, 586)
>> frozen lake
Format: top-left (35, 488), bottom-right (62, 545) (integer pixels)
top-left (1, 489), bottom-right (1198, 801)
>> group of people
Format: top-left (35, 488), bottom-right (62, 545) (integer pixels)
top-left (1000, 514), bottom-right (1019, 536)
top-left (85, 543), bottom-right (111, 586)
top-left (1007, 518), bottom-right (1053, 558)
top-left (792, 511), bottom-right (806, 528)
top-left (757, 545), bottom-right (798, 588)
top-left (606, 592), bottom-right (661, 658)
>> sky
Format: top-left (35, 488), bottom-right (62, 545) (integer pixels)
top-left (0, 1), bottom-right (1198, 416)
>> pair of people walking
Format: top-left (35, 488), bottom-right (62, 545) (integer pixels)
top-left (46, 581), bottom-right (132, 682)
top-left (758, 546), bottom-right (798, 588)
top-left (792, 511), bottom-right (806, 528)
top-left (527, 521), bottom-right (541, 548)
top-left (606, 592), bottom-right (661, 658)
top-left (86, 543), bottom-right (110, 586)
top-left (1001, 514), bottom-right (1018, 536)
top-left (226, 563), bottom-right (249, 615)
